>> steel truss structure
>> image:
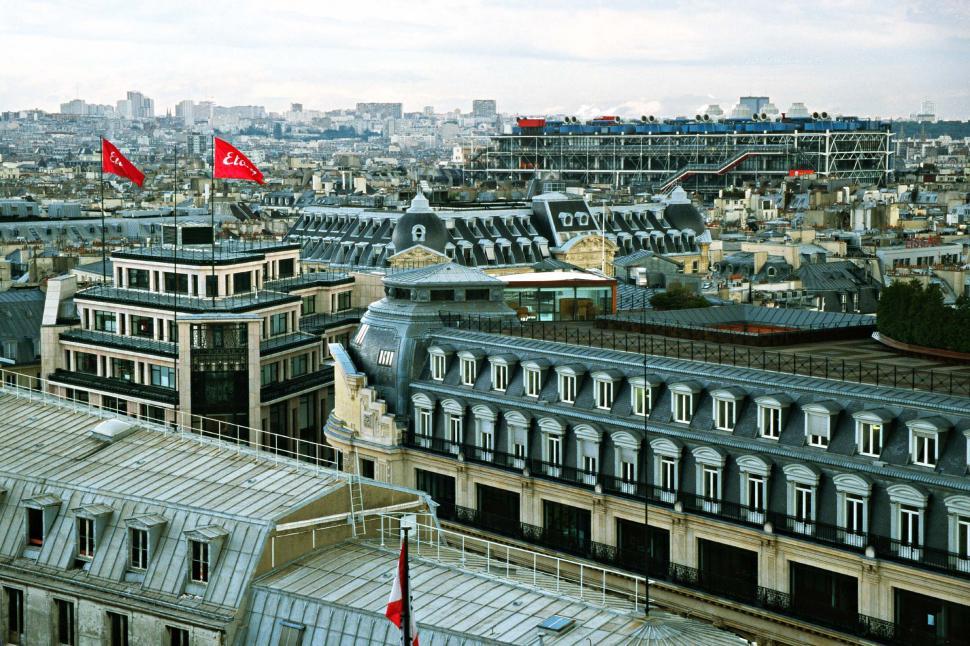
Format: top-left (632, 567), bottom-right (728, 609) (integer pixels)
top-left (469, 128), bottom-right (893, 194)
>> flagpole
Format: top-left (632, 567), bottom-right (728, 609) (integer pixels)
top-left (400, 526), bottom-right (411, 646)
top-left (210, 136), bottom-right (216, 305)
top-left (99, 138), bottom-right (106, 284)
top-left (173, 142), bottom-right (180, 427)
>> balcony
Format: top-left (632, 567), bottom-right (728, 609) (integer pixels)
top-left (60, 329), bottom-right (178, 358)
top-left (48, 369), bottom-right (178, 405)
top-left (76, 284), bottom-right (299, 314)
top-left (260, 367), bottom-right (334, 403)
top-left (264, 271), bottom-right (353, 292)
top-left (260, 332), bottom-right (320, 356)
top-left (299, 309), bottom-right (365, 335)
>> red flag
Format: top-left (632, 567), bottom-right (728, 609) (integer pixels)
top-left (386, 541), bottom-right (419, 646)
top-left (213, 137), bottom-right (264, 184)
top-left (101, 138), bottom-right (145, 187)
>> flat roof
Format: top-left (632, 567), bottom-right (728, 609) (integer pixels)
top-left (501, 271), bottom-right (615, 286)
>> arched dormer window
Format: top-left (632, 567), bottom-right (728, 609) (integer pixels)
top-left (412, 224), bottom-right (426, 242)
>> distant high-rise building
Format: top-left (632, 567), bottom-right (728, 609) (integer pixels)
top-left (291, 103), bottom-right (303, 113)
top-left (60, 99), bottom-right (87, 115)
top-left (911, 99), bottom-right (936, 123)
top-left (176, 100), bottom-right (195, 126)
top-left (187, 133), bottom-right (208, 156)
top-left (472, 99), bottom-right (497, 119)
top-left (355, 102), bottom-right (402, 119)
top-left (121, 91), bottom-right (154, 119)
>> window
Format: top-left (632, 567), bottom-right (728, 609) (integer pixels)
top-left (260, 362), bottom-right (278, 386)
top-left (352, 324), bottom-right (369, 345)
top-left (582, 455), bottom-right (598, 481)
top-left (77, 517), bottom-right (95, 559)
top-left (747, 475), bottom-right (766, 512)
top-left (524, 368), bottom-right (542, 397)
top-left (130, 315), bottom-right (154, 338)
top-left (290, 354), bottom-right (308, 377)
top-left (278, 258), bottom-right (295, 278)
top-left (278, 621), bottom-right (305, 646)
top-left (127, 268), bottom-right (149, 289)
top-left (702, 466), bottom-right (720, 500)
top-left (478, 423), bottom-right (494, 461)
top-left (416, 408), bottom-right (432, 441)
top-left (166, 626), bottom-right (190, 646)
top-left (269, 313), bottom-right (288, 336)
top-left (4, 586), bottom-right (23, 643)
top-left (491, 363), bottom-right (508, 391)
top-left (335, 291), bottom-right (352, 311)
top-left (430, 289), bottom-right (455, 302)
top-left (111, 358), bottom-right (135, 382)
top-left (806, 415), bottom-right (830, 447)
top-left (126, 526), bottom-right (151, 571)
top-left (189, 540), bottom-right (209, 583)
top-left (300, 295), bottom-right (316, 315)
top-left (595, 379), bottom-right (613, 410)
top-left (632, 384), bottom-right (650, 416)
top-left (430, 353), bottom-right (446, 380)
top-left (465, 288), bottom-right (490, 301)
top-left (94, 310), bottom-right (116, 332)
top-left (858, 422), bottom-right (882, 457)
top-left (107, 612), bottom-right (129, 646)
top-left (900, 505), bottom-right (921, 546)
top-left (957, 516), bottom-right (970, 560)
top-left (912, 432), bottom-right (937, 467)
top-left (760, 406), bottom-right (782, 438)
top-left (150, 365), bottom-right (176, 388)
top-left (27, 507), bottom-right (44, 546)
top-left (54, 598), bottom-right (76, 646)
top-left (673, 392), bottom-right (692, 423)
top-left (558, 373), bottom-right (576, 403)
top-left (660, 456), bottom-right (677, 496)
top-left (714, 398), bottom-right (736, 431)
top-left (794, 484), bottom-right (815, 522)
top-left (449, 414), bottom-right (462, 451)
top-left (377, 350), bottom-right (394, 367)
top-left (460, 358), bottom-right (477, 386)
top-left (546, 434), bottom-right (562, 466)
top-left (359, 457), bottom-right (375, 479)
top-left (163, 272), bottom-right (188, 294)
top-left (845, 495), bottom-right (866, 535)
top-left (620, 460), bottom-right (636, 484)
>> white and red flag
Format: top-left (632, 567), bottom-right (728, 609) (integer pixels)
top-left (101, 138), bottom-right (144, 187)
top-left (385, 537), bottom-right (419, 646)
top-left (213, 137), bottom-right (264, 184)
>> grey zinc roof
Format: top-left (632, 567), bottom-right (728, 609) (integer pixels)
top-left (385, 263), bottom-right (504, 288)
top-left (605, 303), bottom-right (874, 330)
top-left (0, 392), bottom-right (348, 614)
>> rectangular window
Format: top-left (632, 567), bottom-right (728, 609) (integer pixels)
top-left (77, 517), bottom-right (95, 559)
top-left (714, 399), bottom-right (736, 431)
top-left (150, 365), bottom-right (176, 388)
top-left (558, 373), bottom-right (576, 403)
top-left (4, 586), bottom-right (23, 642)
top-left (94, 310), bottom-right (116, 332)
top-left (127, 268), bottom-right (149, 290)
top-left (290, 354), bottom-right (308, 377)
top-left (76, 351), bottom-right (98, 375)
top-left (674, 393), bottom-right (692, 423)
top-left (760, 406), bottom-right (781, 438)
top-left (107, 612), bottom-right (129, 646)
top-left (431, 354), bottom-right (446, 380)
top-left (167, 626), bottom-right (190, 646)
top-left (958, 517), bottom-right (970, 559)
top-left (620, 460), bottom-right (636, 483)
top-left (260, 362), bottom-right (278, 386)
top-left (595, 379), bottom-right (613, 409)
top-left (377, 350), bottom-right (394, 366)
top-left (416, 409), bottom-right (432, 437)
top-left (461, 358), bottom-right (477, 386)
top-left (27, 507), bottom-right (44, 546)
top-left (491, 364), bottom-right (508, 391)
top-left (163, 272), bottom-right (189, 294)
top-left (660, 457), bottom-right (677, 491)
top-left (795, 485), bottom-right (815, 521)
top-left (301, 295), bottom-right (316, 315)
top-left (449, 415), bottom-right (462, 448)
top-left (277, 258), bottom-right (295, 278)
top-left (54, 598), bottom-right (76, 646)
top-left (479, 425), bottom-right (494, 459)
top-left (111, 358), bottom-right (135, 382)
top-left (913, 433), bottom-right (937, 466)
top-left (233, 271), bottom-right (252, 293)
top-left (525, 368), bottom-right (541, 397)
top-left (335, 291), bottom-right (352, 311)
top-left (269, 312), bottom-right (288, 336)
top-left (900, 505), bottom-right (920, 545)
top-left (702, 466), bottom-right (720, 500)
top-left (632, 384), bottom-right (650, 416)
top-left (583, 455), bottom-right (597, 474)
top-left (189, 540), bottom-right (209, 583)
top-left (130, 315), bottom-right (154, 338)
top-left (806, 413), bottom-right (830, 447)
top-left (747, 475), bottom-right (765, 511)
top-left (845, 495), bottom-right (865, 534)
top-left (858, 422), bottom-right (882, 456)
top-left (546, 435), bottom-right (562, 465)
top-left (130, 528), bottom-right (149, 570)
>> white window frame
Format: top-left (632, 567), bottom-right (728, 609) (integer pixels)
top-left (594, 378), bottom-right (613, 410)
top-left (834, 473), bottom-right (871, 547)
top-left (524, 367), bottom-right (542, 398)
top-left (460, 358), bottom-right (477, 386)
top-left (544, 433), bottom-right (562, 478)
top-left (760, 405), bottom-right (782, 438)
top-left (784, 463), bottom-right (820, 535)
top-left (714, 398), bottom-right (736, 431)
top-left (491, 363), bottom-right (509, 392)
top-left (857, 421), bottom-right (883, 457)
top-left (888, 484), bottom-right (927, 560)
top-left (944, 495), bottom-right (970, 572)
top-left (430, 353), bottom-right (446, 381)
top-left (448, 414), bottom-right (462, 453)
top-left (631, 384), bottom-right (650, 416)
top-left (129, 527), bottom-right (149, 570)
top-left (737, 455), bottom-right (770, 524)
top-left (652, 438), bottom-right (681, 504)
top-left (673, 392), bottom-right (692, 423)
top-left (76, 516), bottom-right (95, 560)
top-left (911, 431), bottom-right (938, 467)
top-left (692, 446), bottom-right (726, 514)
top-left (558, 372), bottom-right (576, 403)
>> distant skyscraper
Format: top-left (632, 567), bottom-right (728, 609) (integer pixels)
top-left (355, 102), bottom-right (402, 119)
top-left (472, 99), bottom-right (497, 119)
top-left (60, 99), bottom-right (86, 115)
top-left (291, 103), bottom-right (303, 113)
top-left (176, 100), bottom-right (195, 126)
top-left (122, 91), bottom-right (154, 119)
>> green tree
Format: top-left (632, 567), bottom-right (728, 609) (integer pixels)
top-left (650, 285), bottom-right (711, 311)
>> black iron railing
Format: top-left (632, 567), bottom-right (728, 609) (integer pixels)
top-left (259, 367), bottom-right (334, 402)
top-left (437, 312), bottom-right (970, 398)
top-left (299, 309), bottom-right (366, 335)
top-left (264, 271), bottom-right (353, 293)
top-left (48, 369), bottom-right (178, 404)
top-left (259, 332), bottom-right (320, 356)
top-left (76, 284), bottom-right (299, 314)
top-left (60, 329), bottom-right (178, 358)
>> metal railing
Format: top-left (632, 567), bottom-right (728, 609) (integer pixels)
top-left (76, 284), bottom-right (300, 313)
top-left (259, 366), bottom-right (335, 402)
top-left (438, 313), bottom-right (970, 398)
top-left (375, 512), bottom-right (647, 614)
top-left (299, 309), bottom-right (366, 335)
top-left (0, 366), bottom-right (343, 475)
top-left (59, 329), bottom-right (178, 358)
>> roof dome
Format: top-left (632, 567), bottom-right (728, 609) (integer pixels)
top-left (391, 191), bottom-right (448, 255)
top-left (663, 187), bottom-right (705, 234)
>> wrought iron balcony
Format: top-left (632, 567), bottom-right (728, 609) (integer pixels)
top-left (60, 329), bottom-right (178, 358)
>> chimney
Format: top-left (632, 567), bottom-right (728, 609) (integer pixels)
top-left (753, 251), bottom-right (768, 275)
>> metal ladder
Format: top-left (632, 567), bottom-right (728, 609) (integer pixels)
top-left (347, 444), bottom-right (366, 537)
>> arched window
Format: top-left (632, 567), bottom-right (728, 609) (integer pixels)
top-left (411, 224), bottom-right (426, 242)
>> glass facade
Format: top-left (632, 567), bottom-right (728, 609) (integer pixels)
top-left (505, 285), bottom-right (612, 321)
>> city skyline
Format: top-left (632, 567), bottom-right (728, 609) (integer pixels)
top-left (2, 0), bottom-right (969, 119)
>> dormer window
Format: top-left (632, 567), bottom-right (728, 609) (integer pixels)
top-left (428, 345), bottom-right (453, 381)
top-left (130, 528), bottom-right (149, 570)
top-left (411, 225), bottom-right (426, 242)
top-left (126, 514), bottom-right (166, 575)
top-left (670, 381), bottom-right (702, 424)
top-left (854, 409), bottom-right (893, 458)
top-left (522, 359), bottom-right (549, 398)
top-left (630, 376), bottom-right (660, 416)
top-left (73, 504), bottom-right (112, 564)
top-left (803, 401), bottom-right (840, 448)
top-left (77, 517), bottom-right (95, 559)
top-left (24, 494), bottom-right (60, 551)
top-left (27, 508), bottom-right (44, 546)
top-left (711, 387), bottom-right (744, 431)
top-left (756, 394), bottom-right (791, 440)
top-left (488, 354), bottom-right (515, 392)
top-left (185, 526), bottom-right (227, 589)
top-left (907, 417), bottom-right (949, 467)
top-left (460, 357), bottom-right (478, 386)
top-left (190, 540), bottom-right (210, 583)
top-left (592, 370), bottom-right (622, 410)
top-left (555, 365), bottom-right (583, 404)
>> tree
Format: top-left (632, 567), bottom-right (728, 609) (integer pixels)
top-left (650, 285), bottom-right (711, 311)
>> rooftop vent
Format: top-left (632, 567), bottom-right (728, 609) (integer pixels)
top-left (88, 419), bottom-right (137, 443)
top-left (538, 615), bottom-right (575, 635)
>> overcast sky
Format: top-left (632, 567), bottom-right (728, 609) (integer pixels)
top-left (2, 0), bottom-right (968, 119)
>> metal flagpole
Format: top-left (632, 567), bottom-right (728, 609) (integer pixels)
top-left (400, 526), bottom-right (412, 646)
top-left (99, 138), bottom-right (106, 283)
top-left (210, 137), bottom-right (216, 305)
top-left (173, 143), bottom-right (180, 426)
top-left (642, 302), bottom-right (650, 618)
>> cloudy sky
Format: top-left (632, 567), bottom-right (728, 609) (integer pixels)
top-left (2, 0), bottom-right (968, 118)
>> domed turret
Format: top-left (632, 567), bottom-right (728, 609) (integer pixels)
top-left (663, 186), bottom-right (705, 234)
top-left (391, 191), bottom-right (448, 255)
